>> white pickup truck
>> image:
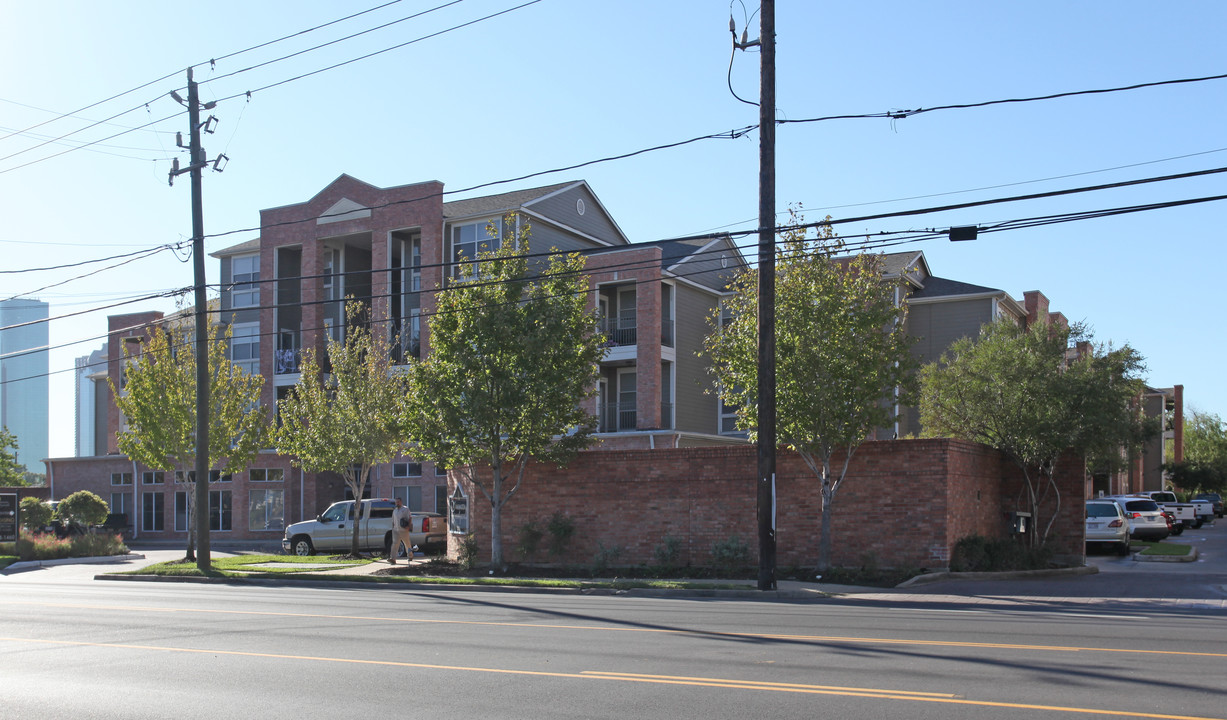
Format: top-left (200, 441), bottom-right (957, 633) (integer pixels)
top-left (282, 498), bottom-right (447, 556)
top-left (1135, 491), bottom-right (1212, 531)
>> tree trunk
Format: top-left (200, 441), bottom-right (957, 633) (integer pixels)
top-left (490, 464), bottom-right (504, 567)
top-left (349, 469), bottom-right (367, 558)
top-left (184, 490), bottom-right (196, 562)
top-left (817, 460), bottom-right (834, 571)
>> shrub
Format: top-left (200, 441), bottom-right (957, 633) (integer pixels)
top-left (711, 535), bottom-right (751, 569)
top-left (19, 497), bottom-right (51, 529)
top-left (5, 531), bottom-right (128, 562)
top-left (17, 532), bottom-right (72, 561)
top-left (457, 534), bottom-right (479, 570)
top-left (949, 535), bottom-right (1052, 572)
top-left (516, 519), bottom-right (544, 561)
top-left (56, 490), bottom-right (109, 528)
top-left (591, 542), bottom-right (624, 575)
top-left (546, 511), bottom-right (575, 558)
top-left (71, 532), bottom-right (128, 558)
top-left (652, 536), bottom-right (681, 567)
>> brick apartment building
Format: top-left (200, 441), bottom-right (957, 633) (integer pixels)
top-left (46, 176), bottom-right (749, 544)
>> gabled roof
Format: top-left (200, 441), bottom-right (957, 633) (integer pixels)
top-left (909, 276), bottom-right (1007, 300)
top-left (442, 181), bottom-right (577, 219)
top-left (209, 237), bottom-right (261, 258)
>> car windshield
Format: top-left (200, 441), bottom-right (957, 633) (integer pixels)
top-left (1151, 493), bottom-right (1177, 502)
top-left (1123, 500), bottom-right (1159, 512)
top-left (1086, 504), bottom-right (1119, 518)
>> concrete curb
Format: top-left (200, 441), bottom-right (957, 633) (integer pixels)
top-left (896, 565), bottom-right (1098, 587)
top-left (3, 553), bottom-right (145, 574)
top-left (94, 571), bottom-right (832, 600)
top-left (1134, 547), bottom-right (1199, 563)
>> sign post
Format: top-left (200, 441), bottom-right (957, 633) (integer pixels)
top-left (0, 493), bottom-right (17, 543)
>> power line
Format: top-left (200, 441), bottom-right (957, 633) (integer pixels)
top-left (0, 0), bottom-right (414, 146)
top-left (1, 244), bottom-right (187, 304)
top-left (9, 185), bottom-right (1227, 386)
top-left (0, 243), bottom-right (185, 275)
top-left (688, 145), bottom-right (1227, 236)
top-left (201, 0), bottom-right (464, 87)
top-left (0, 0), bottom-right (538, 176)
top-left (210, 0), bottom-right (542, 104)
top-left (779, 71), bottom-right (1227, 126)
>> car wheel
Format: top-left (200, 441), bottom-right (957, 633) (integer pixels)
top-left (1193, 519), bottom-right (1204, 529)
top-left (1170, 524), bottom-right (1184, 536)
top-left (292, 536), bottom-right (314, 556)
top-left (1117, 540), bottom-right (1131, 556)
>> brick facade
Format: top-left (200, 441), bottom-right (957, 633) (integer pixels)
top-left (448, 439), bottom-right (1085, 570)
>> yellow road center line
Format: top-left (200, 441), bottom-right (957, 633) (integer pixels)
top-left (5, 600), bottom-right (1227, 658)
top-left (1, 636), bottom-right (1222, 720)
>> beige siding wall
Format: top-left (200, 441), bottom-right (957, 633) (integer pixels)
top-left (674, 283), bottom-right (720, 433)
top-left (900, 297), bottom-right (994, 437)
top-left (527, 186), bottom-right (625, 245)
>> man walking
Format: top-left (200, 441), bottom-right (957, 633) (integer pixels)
top-left (390, 497), bottom-right (414, 564)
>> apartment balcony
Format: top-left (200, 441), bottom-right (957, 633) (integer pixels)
top-left (599, 317), bottom-right (637, 347)
top-left (597, 402), bottom-right (674, 432)
top-left (274, 349), bottom-right (300, 375)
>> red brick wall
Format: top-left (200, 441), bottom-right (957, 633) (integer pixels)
top-left (449, 439), bottom-right (1085, 570)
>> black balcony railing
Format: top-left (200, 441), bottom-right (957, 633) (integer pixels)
top-left (597, 402), bottom-right (674, 432)
top-left (598, 402), bottom-right (638, 432)
top-left (274, 348), bottom-right (300, 374)
top-left (599, 318), bottom-right (637, 347)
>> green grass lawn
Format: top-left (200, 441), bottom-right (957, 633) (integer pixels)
top-left (1135, 541), bottom-right (1194, 556)
top-left (0, 555), bottom-right (17, 571)
top-left (111, 554), bottom-right (758, 591)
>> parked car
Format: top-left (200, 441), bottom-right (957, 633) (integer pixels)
top-left (282, 498), bottom-right (447, 556)
top-left (1108, 496), bottom-right (1170, 541)
top-left (1085, 500), bottom-right (1131, 555)
top-left (1192, 492), bottom-right (1223, 518)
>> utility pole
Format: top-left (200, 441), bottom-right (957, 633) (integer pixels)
top-left (169, 67), bottom-right (223, 571)
top-left (756, 0), bottom-right (777, 592)
top-left (734, 0), bottom-right (777, 591)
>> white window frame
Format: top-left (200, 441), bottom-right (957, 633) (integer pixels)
top-left (142, 492), bottom-right (164, 532)
top-left (452, 218), bottom-right (505, 280)
top-left (230, 322), bottom-right (260, 376)
top-left (247, 488), bottom-right (285, 532)
top-left (231, 254), bottom-right (260, 308)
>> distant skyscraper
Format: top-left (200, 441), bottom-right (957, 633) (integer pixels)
top-left (74, 343), bottom-right (108, 457)
top-left (0, 299), bottom-right (49, 472)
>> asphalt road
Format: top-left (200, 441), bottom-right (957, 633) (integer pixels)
top-left (2, 540), bottom-right (1227, 720)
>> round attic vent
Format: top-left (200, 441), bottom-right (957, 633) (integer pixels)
top-left (576, 198), bottom-right (585, 216)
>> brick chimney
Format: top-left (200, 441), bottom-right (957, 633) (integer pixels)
top-left (1023, 290), bottom-right (1049, 327)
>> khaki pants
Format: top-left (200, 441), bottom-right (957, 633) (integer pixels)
top-left (390, 527), bottom-right (413, 560)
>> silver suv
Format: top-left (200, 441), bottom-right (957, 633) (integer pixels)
top-left (1108, 496), bottom-right (1170, 542)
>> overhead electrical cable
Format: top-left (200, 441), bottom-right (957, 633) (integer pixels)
top-left (209, 0), bottom-right (542, 104)
top-left (9, 186), bottom-right (1227, 382)
top-left (202, 0), bottom-right (464, 86)
top-left (0, 0), bottom-right (413, 145)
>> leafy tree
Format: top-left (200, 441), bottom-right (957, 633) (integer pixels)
top-left (1166, 410), bottom-right (1227, 493)
top-left (111, 319), bottom-right (268, 567)
top-left (405, 216), bottom-right (604, 566)
top-left (920, 319), bottom-right (1153, 546)
top-left (703, 218), bottom-right (917, 570)
top-left (19, 496), bottom-right (51, 530)
top-left (275, 302), bottom-right (413, 557)
top-left (1071, 341), bottom-right (1156, 488)
top-left (56, 490), bottom-right (109, 528)
top-left (0, 426), bottom-right (27, 486)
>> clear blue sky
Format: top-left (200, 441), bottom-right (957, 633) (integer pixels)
top-left (2, 1), bottom-right (1224, 458)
